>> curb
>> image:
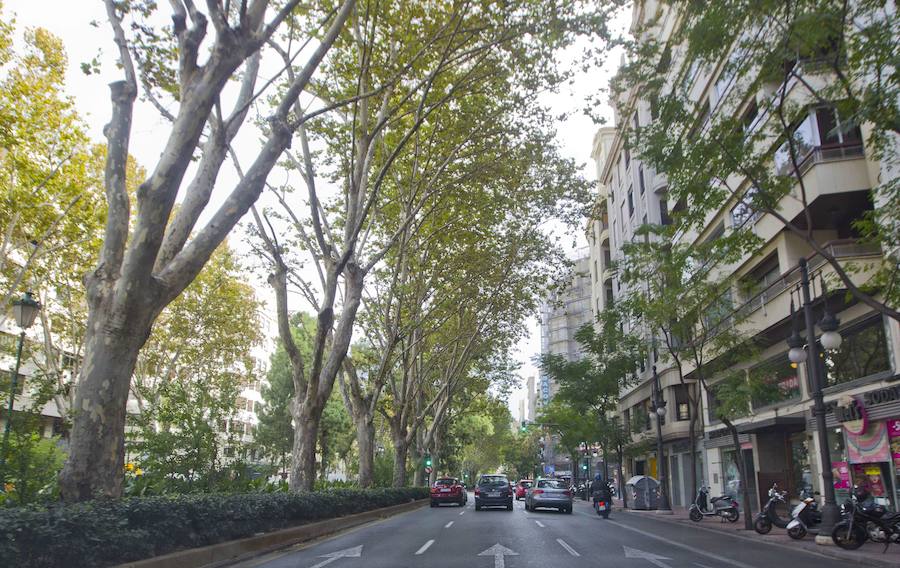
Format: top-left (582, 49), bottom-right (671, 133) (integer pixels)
top-left (114, 498), bottom-right (429, 568)
top-left (616, 506), bottom-right (899, 568)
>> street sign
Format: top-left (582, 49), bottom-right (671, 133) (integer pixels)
top-left (543, 464), bottom-right (555, 475)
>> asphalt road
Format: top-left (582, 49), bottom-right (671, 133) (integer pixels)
top-left (234, 494), bottom-right (850, 568)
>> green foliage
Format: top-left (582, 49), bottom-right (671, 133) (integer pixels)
top-left (0, 487), bottom-right (429, 568)
top-left (126, 245), bottom-right (262, 493)
top-left (0, 434), bottom-right (65, 506)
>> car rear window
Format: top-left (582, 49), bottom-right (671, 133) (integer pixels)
top-left (435, 478), bottom-right (456, 486)
top-left (519, 481), bottom-right (533, 488)
top-left (479, 476), bottom-right (508, 488)
top-left (537, 479), bottom-right (566, 489)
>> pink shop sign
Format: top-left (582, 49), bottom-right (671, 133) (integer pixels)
top-left (889, 419), bottom-right (900, 469)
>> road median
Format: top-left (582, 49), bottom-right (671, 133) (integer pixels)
top-left (115, 497), bottom-right (428, 568)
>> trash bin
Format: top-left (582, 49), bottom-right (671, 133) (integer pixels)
top-left (625, 475), bottom-right (660, 510)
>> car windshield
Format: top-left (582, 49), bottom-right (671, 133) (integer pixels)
top-left (537, 479), bottom-right (566, 489)
top-left (479, 476), bottom-right (508, 488)
top-left (434, 479), bottom-right (456, 486)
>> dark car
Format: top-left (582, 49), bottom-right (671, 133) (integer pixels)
top-left (430, 477), bottom-right (467, 507)
top-left (475, 474), bottom-right (513, 511)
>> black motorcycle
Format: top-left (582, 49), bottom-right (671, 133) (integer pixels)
top-left (689, 485), bottom-right (740, 523)
top-left (754, 483), bottom-right (789, 534)
top-left (832, 486), bottom-right (900, 551)
top-left (592, 482), bottom-right (613, 519)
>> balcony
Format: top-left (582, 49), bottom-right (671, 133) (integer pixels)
top-left (775, 142), bottom-right (864, 178)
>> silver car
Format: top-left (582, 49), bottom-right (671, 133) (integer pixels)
top-left (524, 478), bottom-right (573, 514)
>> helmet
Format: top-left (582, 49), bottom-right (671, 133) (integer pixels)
top-left (594, 473), bottom-right (602, 482)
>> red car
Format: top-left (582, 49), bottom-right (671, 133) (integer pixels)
top-left (514, 479), bottom-right (534, 500)
top-left (430, 477), bottom-right (468, 507)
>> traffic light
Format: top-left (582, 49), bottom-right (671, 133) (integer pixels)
top-left (581, 463), bottom-right (588, 471)
top-left (520, 421), bottom-right (527, 433)
top-left (424, 454), bottom-right (432, 468)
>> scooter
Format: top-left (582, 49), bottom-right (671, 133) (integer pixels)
top-left (689, 484), bottom-right (740, 523)
top-left (785, 489), bottom-right (821, 539)
top-left (754, 483), bottom-right (789, 534)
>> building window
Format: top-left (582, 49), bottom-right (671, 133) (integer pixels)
top-left (660, 199), bottom-right (671, 226)
top-left (750, 354), bottom-right (801, 409)
top-left (0, 373), bottom-right (25, 395)
top-left (627, 187), bottom-right (634, 217)
top-left (731, 185), bottom-right (761, 227)
top-left (742, 99), bottom-right (759, 133)
top-left (674, 384), bottom-right (690, 421)
top-left (624, 145), bottom-right (631, 170)
top-left (823, 316), bottom-right (891, 387)
top-left (639, 165), bottom-right (646, 194)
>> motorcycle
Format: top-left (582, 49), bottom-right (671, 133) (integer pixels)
top-left (785, 489), bottom-right (821, 540)
top-left (592, 481), bottom-right (613, 518)
top-left (832, 486), bottom-right (900, 551)
top-left (754, 483), bottom-right (789, 534)
top-left (689, 485), bottom-right (740, 523)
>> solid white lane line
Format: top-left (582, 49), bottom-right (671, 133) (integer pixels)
top-left (444, 521), bottom-right (454, 528)
top-left (556, 538), bottom-right (580, 557)
top-left (606, 520), bottom-right (756, 568)
top-left (415, 540), bottom-right (435, 555)
top-left (535, 520), bottom-right (545, 528)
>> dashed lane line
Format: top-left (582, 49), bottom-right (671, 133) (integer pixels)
top-left (415, 540), bottom-right (434, 555)
top-left (535, 520), bottom-right (545, 528)
top-left (459, 511), bottom-right (465, 515)
top-left (557, 538), bottom-right (580, 557)
top-left (444, 521), bottom-right (454, 528)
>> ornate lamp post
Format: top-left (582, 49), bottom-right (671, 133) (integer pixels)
top-left (787, 258), bottom-right (841, 545)
top-left (1, 292), bottom-right (41, 482)
top-left (650, 365), bottom-right (672, 512)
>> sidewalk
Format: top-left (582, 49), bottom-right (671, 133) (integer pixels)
top-left (608, 500), bottom-right (898, 568)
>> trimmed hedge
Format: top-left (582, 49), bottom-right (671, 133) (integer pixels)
top-left (0, 487), bottom-right (428, 568)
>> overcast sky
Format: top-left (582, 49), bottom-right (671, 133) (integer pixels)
top-left (7, 1), bottom-right (626, 418)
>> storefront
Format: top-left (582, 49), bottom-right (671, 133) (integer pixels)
top-left (826, 384), bottom-right (900, 510)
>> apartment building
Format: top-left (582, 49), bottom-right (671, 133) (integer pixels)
top-left (588, 1), bottom-right (900, 512)
top-left (538, 255), bottom-right (593, 475)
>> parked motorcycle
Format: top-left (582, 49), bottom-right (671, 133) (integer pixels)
top-left (785, 489), bottom-right (821, 539)
top-left (689, 485), bottom-right (740, 523)
top-left (754, 483), bottom-right (789, 534)
top-left (832, 486), bottom-right (900, 551)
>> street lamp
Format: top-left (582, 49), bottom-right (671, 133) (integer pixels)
top-left (650, 365), bottom-right (672, 512)
top-left (786, 258), bottom-right (841, 545)
top-left (1, 291), bottom-right (41, 482)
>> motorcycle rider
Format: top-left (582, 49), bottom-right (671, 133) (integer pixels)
top-left (590, 473), bottom-right (613, 517)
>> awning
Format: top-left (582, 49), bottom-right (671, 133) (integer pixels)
top-left (737, 416), bottom-right (806, 434)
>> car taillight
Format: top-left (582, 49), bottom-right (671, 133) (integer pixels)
top-left (563, 490), bottom-right (571, 497)
top-left (533, 489), bottom-right (544, 495)
top-left (475, 488), bottom-right (480, 495)
top-left (599, 501), bottom-right (606, 507)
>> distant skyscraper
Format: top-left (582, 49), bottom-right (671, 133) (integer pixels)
top-left (526, 375), bottom-right (537, 422)
top-left (518, 399), bottom-right (526, 424)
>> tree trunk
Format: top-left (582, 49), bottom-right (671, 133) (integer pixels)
top-left (617, 443), bottom-right (627, 509)
top-left (392, 439), bottom-right (409, 487)
top-left (58, 318), bottom-right (149, 502)
top-left (688, 397), bottom-right (699, 503)
top-left (290, 405), bottom-right (323, 491)
top-left (723, 418), bottom-right (753, 530)
top-left (355, 416), bottom-right (375, 488)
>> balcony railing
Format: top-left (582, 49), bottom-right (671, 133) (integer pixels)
top-left (734, 239), bottom-right (882, 322)
top-left (775, 143), bottom-right (864, 177)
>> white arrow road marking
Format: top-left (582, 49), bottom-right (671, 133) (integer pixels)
top-left (307, 545), bottom-right (362, 568)
top-left (608, 520), bottom-right (756, 568)
top-left (557, 539), bottom-right (580, 557)
top-left (478, 543), bottom-right (518, 568)
top-left (534, 520), bottom-right (545, 528)
top-left (415, 540), bottom-right (434, 555)
top-left (694, 563), bottom-right (716, 568)
top-left (444, 521), bottom-right (454, 528)
top-left (624, 545), bottom-right (672, 568)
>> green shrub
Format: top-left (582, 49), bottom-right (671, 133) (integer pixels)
top-left (0, 487), bottom-right (428, 568)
